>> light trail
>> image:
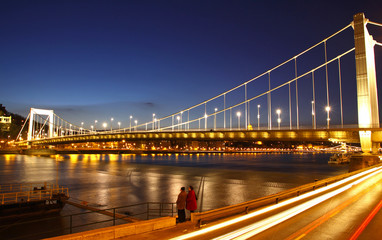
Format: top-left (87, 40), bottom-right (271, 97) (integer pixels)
top-left (170, 166), bottom-right (382, 240)
top-left (214, 167), bottom-right (382, 240)
top-left (349, 198), bottom-right (382, 240)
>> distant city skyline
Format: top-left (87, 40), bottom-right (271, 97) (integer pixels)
top-left (1, 1), bottom-right (381, 129)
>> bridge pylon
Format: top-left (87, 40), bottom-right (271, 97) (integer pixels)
top-left (353, 13), bottom-right (380, 153)
top-left (27, 108), bottom-right (54, 141)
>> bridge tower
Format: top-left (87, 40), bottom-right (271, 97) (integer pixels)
top-left (353, 13), bottom-right (380, 153)
top-left (27, 108), bottom-right (54, 141)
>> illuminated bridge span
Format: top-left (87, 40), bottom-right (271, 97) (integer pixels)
top-left (16, 13), bottom-right (382, 152)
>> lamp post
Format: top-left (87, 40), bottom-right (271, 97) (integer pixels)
top-left (311, 101), bottom-right (315, 129)
top-left (214, 108), bottom-right (218, 130)
top-left (129, 116), bottom-right (132, 132)
top-left (110, 118), bottom-right (114, 132)
top-left (204, 114), bottom-right (208, 130)
top-left (237, 112), bottom-right (241, 129)
top-left (118, 122), bottom-right (121, 131)
top-left (257, 105), bottom-right (260, 130)
top-left (134, 120), bottom-right (138, 131)
top-left (326, 106), bottom-right (331, 128)
top-left (70, 124), bottom-right (72, 135)
top-left (91, 125), bottom-right (94, 133)
top-left (103, 122), bottom-right (107, 132)
top-left (276, 109), bottom-right (281, 129)
top-left (154, 118), bottom-right (157, 131)
top-left (81, 122), bottom-right (84, 134)
top-left (95, 120), bottom-right (98, 132)
top-left (152, 113), bottom-right (155, 130)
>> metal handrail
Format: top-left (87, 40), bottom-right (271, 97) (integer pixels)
top-left (0, 186), bottom-right (69, 205)
top-left (0, 201), bottom-right (176, 239)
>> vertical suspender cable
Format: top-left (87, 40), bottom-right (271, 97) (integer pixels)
top-left (204, 103), bottom-right (207, 129)
top-left (324, 41), bottom-right (330, 109)
top-left (312, 71), bottom-right (316, 129)
top-left (338, 58), bottom-right (344, 128)
top-left (187, 110), bottom-right (189, 130)
top-left (224, 94), bottom-right (226, 129)
top-left (245, 83), bottom-right (247, 130)
top-left (295, 57), bottom-right (299, 129)
top-left (289, 83), bottom-right (292, 129)
top-left (268, 72), bottom-right (272, 130)
top-left (248, 100), bottom-right (250, 128)
top-left (230, 108), bottom-right (232, 130)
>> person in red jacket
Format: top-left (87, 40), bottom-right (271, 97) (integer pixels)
top-left (186, 185), bottom-right (197, 213)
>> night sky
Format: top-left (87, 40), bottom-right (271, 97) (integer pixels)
top-left (1, 1), bottom-right (382, 129)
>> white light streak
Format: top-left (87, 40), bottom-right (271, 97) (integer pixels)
top-left (171, 166), bottom-right (382, 240)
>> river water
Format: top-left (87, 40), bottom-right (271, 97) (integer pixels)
top-left (0, 152), bottom-right (348, 213)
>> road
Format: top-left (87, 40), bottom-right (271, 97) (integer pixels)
top-left (128, 165), bottom-right (382, 240)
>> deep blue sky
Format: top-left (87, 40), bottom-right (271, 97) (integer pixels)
top-left (1, 0), bottom-right (382, 129)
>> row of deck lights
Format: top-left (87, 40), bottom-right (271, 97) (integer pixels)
top-left (74, 103), bottom-right (331, 136)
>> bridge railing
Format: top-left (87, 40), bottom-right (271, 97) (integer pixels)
top-left (191, 162), bottom-right (382, 227)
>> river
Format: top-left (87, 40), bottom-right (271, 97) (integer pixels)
top-left (0, 152), bottom-right (348, 212)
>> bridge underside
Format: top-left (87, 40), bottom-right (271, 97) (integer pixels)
top-left (17, 128), bottom-right (382, 147)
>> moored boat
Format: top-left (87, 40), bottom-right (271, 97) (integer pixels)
top-left (328, 153), bottom-right (351, 164)
top-left (0, 182), bottom-right (69, 222)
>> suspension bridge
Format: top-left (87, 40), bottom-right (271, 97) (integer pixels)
top-left (15, 13), bottom-right (382, 153)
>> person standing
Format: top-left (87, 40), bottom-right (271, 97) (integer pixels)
top-left (176, 187), bottom-right (187, 223)
top-left (186, 186), bottom-right (197, 214)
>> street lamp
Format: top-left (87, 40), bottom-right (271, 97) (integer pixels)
top-left (311, 101), bottom-right (315, 129)
top-left (257, 105), bottom-right (260, 130)
top-left (214, 108), bottom-right (218, 130)
top-left (130, 116), bottom-right (132, 132)
top-left (276, 109), bottom-right (281, 129)
top-left (110, 118), bottom-right (114, 132)
top-left (70, 124), bottom-right (72, 135)
top-left (152, 113), bottom-right (155, 130)
top-left (237, 112), bottom-right (241, 129)
top-left (118, 122), bottom-right (121, 131)
top-left (204, 114), bottom-right (208, 130)
top-left (325, 106), bottom-right (331, 128)
top-left (91, 125), bottom-right (94, 133)
top-left (81, 122), bottom-right (84, 134)
top-left (95, 120), bottom-right (98, 131)
top-left (134, 120), bottom-right (138, 131)
top-left (103, 122), bottom-right (107, 132)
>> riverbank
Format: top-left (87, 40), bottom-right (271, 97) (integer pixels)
top-left (0, 148), bottom-right (339, 156)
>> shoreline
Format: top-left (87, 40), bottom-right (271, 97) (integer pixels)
top-left (0, 148), bottom-right (341, 156)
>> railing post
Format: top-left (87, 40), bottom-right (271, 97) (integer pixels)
top-left (160, 203), bottom-right (162, 217)
top-left (113, 208), bottom-right (116, 226)
top-left (147, 203), bottom-right (150, 220)
top-left (70, 215), bottom-right (73, 234)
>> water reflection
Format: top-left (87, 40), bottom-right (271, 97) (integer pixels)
top-left (0, 153), bottom-right (348, 212)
